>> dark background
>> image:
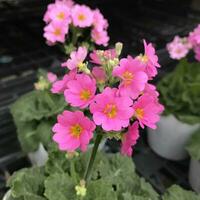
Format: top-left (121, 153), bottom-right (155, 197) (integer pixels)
top-left (0, 0), bottom-right (200, 198)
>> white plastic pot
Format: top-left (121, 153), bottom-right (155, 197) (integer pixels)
top-left (189, 159), bottom-right (200, 193)
top-left (147, 115), bottom-right (199, 161)
top-left (3, 190), bottom-right (11, 200)
top-left (28, 143), bottom-right (48, 166)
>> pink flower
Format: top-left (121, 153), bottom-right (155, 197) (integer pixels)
top-left (53, 110), bottom-right (96, 152)
top-left (143, 83), bottom-right (159, 98)
top-left (188, 24), bottom-right (200, 47)
top-left (48, 2), bottom-right (71, 24)
top-left (112, 56), bottom-right (148, 99)
top-left (43, 3), bottom-right (55, 23)
top-left (71, 5), bottom-right (93, 28)
top-left (167, 36), bottom-right (190, 60)
top-left (47, 72), bottom-right (57, 83)
top-left (90, 87), bottom-right (134, 131)
top-left (138, 40), bottom-right (160, 78)
top-left (91, 29), bottom-right (109, 46)
top-left (61, 46), bottom-right (87, 70)
top-left (64, 74), bottom-right (96, 108)
top-left (44, 21), bottom-right (68, 43)
top-left (121, 121), bottom-right (140, 157)
top-left (51, 70), bottom-right (76, 93)
top-left (92, 67), bottom-right (106, 83)
top-left (132, 94), bottom-right (164, 129)
top-left (93, 9), bottom-right (108, 31)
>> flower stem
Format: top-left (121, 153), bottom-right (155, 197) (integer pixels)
top-left (84, 134), bottom-right (103, 182)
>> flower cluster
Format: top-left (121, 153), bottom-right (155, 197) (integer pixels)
top-left (166, 24), bottom-right (200, 61)
top-left (52, 41), bottom-right (164, 156)
top-left (43, 0), bottom-right (109, 47)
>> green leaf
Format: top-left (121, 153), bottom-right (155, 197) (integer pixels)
top-left (186, 129), bottom-right (200, 161)
top-left (7, 167), bottom-right (45, 199)
top-left (162, 185), bottom-right (200, 200)
top-left (44, 173), bottom-right (76, 200)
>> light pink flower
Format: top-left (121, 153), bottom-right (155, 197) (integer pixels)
top-left (90, 87), bottom-right (134, 131)
top-left (121, 121), bottom-right (140, 157)
top-left (132, 94), bottom-right (164, 129)
top-left (71, 5), bottom-right (93, 28)
top-left (51, 70), bottom-right (76, 93)
top-left (47, 72), bottom-right (57, 83)
top-left (91, 29), bottom-right (109, 46)
top-left (48, 2), bottom-right (71, 24)
top-left (64, 74), bottom-right (96, 108)
top-left (138, 40), bottom-right (160, 78)
top-left (53, 110), bottom-right (96, 152)
top-left (44, 21), bottom-right (68, 43)
top-left (113, 56), bottom-right (148, 99)
top-left (61, 46), bottom-right (87, 70)
top-left (93, 9), bottom-right (108, 31)
top-left (92, 67), bottom-right (106, 83)
top-left (167, 36), bottom-right (190, 60)
top-left (43, 3), bottom-right (55, 23)
top-left (188, 24), bottom-right (200, 47)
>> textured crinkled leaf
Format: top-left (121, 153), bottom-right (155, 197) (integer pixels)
top-left (158, 59), bottom-right (200, 124)
top-left (7, 167), bottom-right (45, 199)
top-left (44, 173), bottom-right (76, 200)
top-left (186, 129), bottom-right (200, 161)
top-left (162, 185), bottom-right (200, 200)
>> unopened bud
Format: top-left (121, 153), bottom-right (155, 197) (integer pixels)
top-left (115, 42), bottom-right (123, 56)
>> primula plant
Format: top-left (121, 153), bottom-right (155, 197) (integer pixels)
top-left (158, 24), bottom-right (200, 124)
top-left (48, 39), bottom-right (164, 196)
top-left (43, 0), bottom-right (109, 55)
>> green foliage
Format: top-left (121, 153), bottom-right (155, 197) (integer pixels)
top-left (10, 89), bottom-right (66, 153)
top-left (162, 185), bottom-right (200, 200)
top-left (7, 151), bottom-right (159, 200)
top-left (158, 59), bottom-right (200, 124)
top-left (186, 129), bottom-right (200, 161)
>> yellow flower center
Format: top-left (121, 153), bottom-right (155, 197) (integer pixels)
top-left (135, 108), bottom-right (144, 119)
top-left (57, 12), bottom-right (65, 20)
top-left (80, 89), bottom-right (91, 101)
top-left (78, 14), bottom-right (86, 21)
top-left (54, 28), bottom-right (61, 36)
top-left (122, 71), bottom-right (134, 85)
top-left (70, 124), bottom-right (83, 138)
top-left (138, 54), bottom-right (148, 63)
top-left (103, 104), bottom-right (117, 118)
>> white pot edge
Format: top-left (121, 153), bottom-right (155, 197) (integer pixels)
top-left (3, 190), bottom-right (11, 200)
top-left (189, 159), bottom-right (200, 193)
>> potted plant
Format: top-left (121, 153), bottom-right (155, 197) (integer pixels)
top-left (186, 129), bottom-right (200, 193)
top-left (10, 0), bottom-right (110, 166)
top-left (148, 24), bottom-right (200, 161)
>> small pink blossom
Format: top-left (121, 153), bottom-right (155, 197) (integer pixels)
top-left (51, 70), bottom-right (76, 93)
top-left (113, 56), bottom-right (148, 99)
top-left (71, 5), bottom-right (93, 28)
top-left (53, 110), bottom-right (96, 152)
top-left (121, 121), bottom-right (140, 157)
top-left (188, 24), bottom-right (200, 47)
top-left (133, 94), bottom-right (164, 129)
top-left (194, 46), bottom-right (200, 61)
top-left (61, 46), bottom-right (87, 70)
top-left (138, 40), bottom-right (160, 78)
top-left (91, 29), bottom-right (109, 47)
top-left (44, 21), bottom-right (68, 43)
top-left (47, 72), bottom-right (57, 83)
top-left (90, 87), bottom-right (134, 131)
top-left (167, 36), bottom-right (190, 60)
top-left (93, 9), bottom-right (108, 31)
top-left (90, 49), bottom-right (116, 65)
top-left (64, 74), bottom-right (96, 108)
top-left (143, 83), bottom-right (159, 98)
top-left (92, 67), bottom-right (106, 83)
